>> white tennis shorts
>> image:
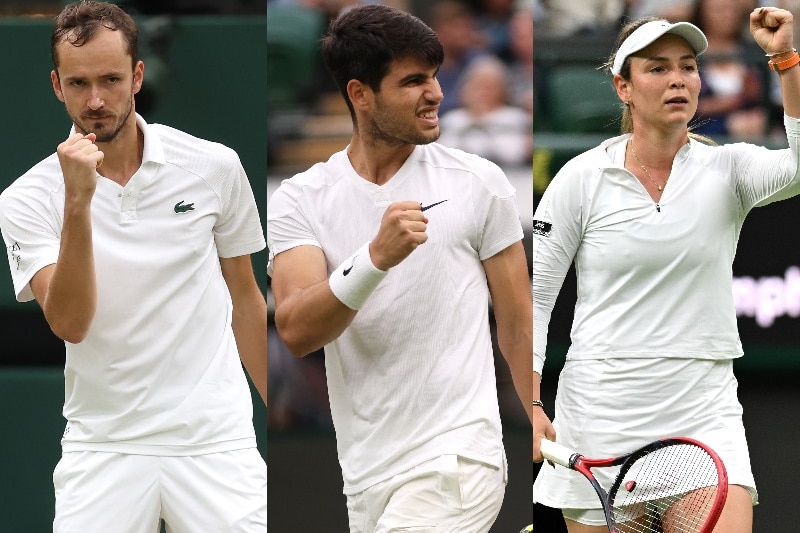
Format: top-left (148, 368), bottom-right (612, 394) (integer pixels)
top-left (53, 448), bottom-right (267, 532)
top-left (347, 454), bottom-right (507, 533)
top-left (533, 358), bottom-right (758, 517)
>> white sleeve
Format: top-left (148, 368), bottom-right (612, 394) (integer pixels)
top-left (214, 152), bottom-right (266, 258)
top-left (472, 163), bottom-right (524, 260)
top-left (733, 114), bottom-right (800, 211)
top-left (266, 179), bottom-right (321, 277)
top-left (532, 161), bottom-right (585, 375)
top-left (0, 184), bottom-right (60, 303)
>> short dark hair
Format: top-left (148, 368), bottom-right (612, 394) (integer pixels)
top-left (320, 4), bottom-right (444, 120)
top-left (51, 0), bottom-right (139, 70)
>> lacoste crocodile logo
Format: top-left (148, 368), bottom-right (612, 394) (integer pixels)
top-left (174, 200), bottom-right (195, 214)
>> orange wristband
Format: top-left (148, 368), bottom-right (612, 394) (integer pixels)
top-left (769, 50), bottom-right (800, 72)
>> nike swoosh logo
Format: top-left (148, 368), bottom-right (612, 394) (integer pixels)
top-left (421, 199), bottom-right (449, 212)
top-left (343, 265), bottom-right (353, 276)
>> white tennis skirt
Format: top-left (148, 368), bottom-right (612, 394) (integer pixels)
top-left (533, 357), bottom-right (758, 510)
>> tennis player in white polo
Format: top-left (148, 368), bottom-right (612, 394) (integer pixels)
top-left (0, 2), bottom-right (267, 531)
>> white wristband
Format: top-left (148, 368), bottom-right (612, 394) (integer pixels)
top-left (329, 242), bottom-right (387, 310)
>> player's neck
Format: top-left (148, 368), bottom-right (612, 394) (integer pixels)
top-left (346, 134), bottom-right (415, 186)
top-left (95, 124), bottom-right (145, 188)
top-left (629, 126), bottom-right (689, 169)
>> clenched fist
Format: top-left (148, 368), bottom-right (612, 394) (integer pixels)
top-left (750, 7), bottom-right (794, 55)
top-left (57, 132), bottom-right (104, 203)
top-left (369, 201), bottom-right (429, 271)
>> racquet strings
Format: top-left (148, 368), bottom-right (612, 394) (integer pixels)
top-left (609, 443), bottom-right (722, 533)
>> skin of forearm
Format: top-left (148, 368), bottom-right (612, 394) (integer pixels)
top-left (779, 66), bottom-right (800, 119)
top-left (498, 326), bottom-right (534, 424)
top-left (232, 293), bottom-right (268, 406)
top-left (274, 279), bottom-right (357, 357)
top-left (43, 204), bottom-right (97, 343)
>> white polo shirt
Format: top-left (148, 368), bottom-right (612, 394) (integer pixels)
top-left (0, 114), bottom-right (265, 455)
top-left (533, 115), bottom-right (800, 375)
top-left (268, 143), bottom-right (523, 494)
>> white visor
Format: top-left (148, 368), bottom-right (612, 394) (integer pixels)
top-left (611, 20), bottom-right (708, 75)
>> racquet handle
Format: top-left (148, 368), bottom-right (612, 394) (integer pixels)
top-left (540, 438), bottom-right (580, 468)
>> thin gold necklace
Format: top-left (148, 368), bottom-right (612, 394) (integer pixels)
top-left (630, 141), bottom-right (666, 192)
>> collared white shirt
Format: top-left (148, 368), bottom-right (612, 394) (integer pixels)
top-left (533, 116), bottom-right (800, 374)
top-left (0, 114), bottom-right (265, 454)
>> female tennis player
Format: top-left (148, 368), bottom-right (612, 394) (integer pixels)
top-left (532, 6), bottom-right (800, 532)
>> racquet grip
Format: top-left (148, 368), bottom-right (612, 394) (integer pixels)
top-left (540, 438), bottom-right (579, 468)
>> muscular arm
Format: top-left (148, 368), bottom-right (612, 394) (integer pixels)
top-left (775, 50), bottom-right (800, 120)
top-left (30, 133), bottom-right (103, 344)
top-left (483, 240), bottom-right (533, 424)
top-left (271, 201), bottom-right (427, 357)
top-left (221, 254), bottom-right (267, 405)
top-left (751, 7), bottom-right (800, 118)
top-left (30, 206), bottom-right (96, 344)
top-left (271, 245), bottom-right (357, 357)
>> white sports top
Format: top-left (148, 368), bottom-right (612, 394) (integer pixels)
top-left (533, 115), bottom-right (800, 375)
top-left (268, 143), bottom-right (523, 494)
top-left (0, 115), bottom-right (266, 455)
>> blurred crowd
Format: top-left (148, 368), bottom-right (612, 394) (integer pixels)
top-left (267, 0), bottom-right (534, 168)
top-left (535, 0), bottom-right (800, 140)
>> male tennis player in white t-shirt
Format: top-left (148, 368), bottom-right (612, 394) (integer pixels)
top-left (268, 4), bottom-right (533, 532)
top-left (0, 2), bottom-right (267, 531)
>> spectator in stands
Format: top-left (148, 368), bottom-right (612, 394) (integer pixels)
top-left (536, 0), bottom-right (625, 37)
top-left (474, 0), bottom-right (517, 61)
top-left (439, 55), bottom-right (532, 166)
top-left (626, 0), bottom-right (696, 21)
top-left (691, 0), bottom-right (769, 139)
top-left (533, 9), bottom-right (800, 532)
top-left (507, 1), bottom-right (534, 113)
top-left (426, 0), bottom-right (490, 114)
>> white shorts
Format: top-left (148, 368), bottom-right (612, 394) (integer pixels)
top-left (53, 448), bottom-right (267, 533)
top-left (346, 454), bottom-right (507, 533)
top-left (533, 358), bottom-right (758, 516)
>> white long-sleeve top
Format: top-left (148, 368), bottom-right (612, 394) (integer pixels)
top-left (533, 115), bottom-right (800, 375)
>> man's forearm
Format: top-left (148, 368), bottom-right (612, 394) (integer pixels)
top-left (233, 291), bottom-right (268, 405)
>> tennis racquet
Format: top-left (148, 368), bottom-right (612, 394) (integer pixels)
top-left (540, 437), bottom-right (728, 533)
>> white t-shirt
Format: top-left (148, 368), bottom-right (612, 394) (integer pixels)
top-left (268, 143), bottom-right (523, 494)
top-left (0, 114), bottom-right (266, 455)
top-left (533, 115), bottom-right (800, 375)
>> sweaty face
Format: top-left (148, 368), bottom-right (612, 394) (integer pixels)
top-left (623, 34), bottom-right (701, 133)
top-left (52, 26), bottom-right (142, 143)
top-left (365, 56), bottom-right (444, 146)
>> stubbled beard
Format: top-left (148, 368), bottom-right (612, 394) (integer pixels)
top-left (75, 97), bottom-right (134, 143)
top-left (366, 99), bottom-right (440, 146)
top-left (365, 115), bottom-right (440, 146)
